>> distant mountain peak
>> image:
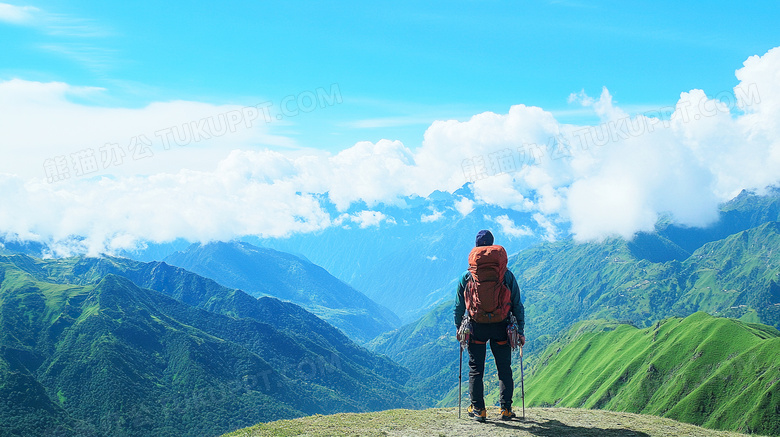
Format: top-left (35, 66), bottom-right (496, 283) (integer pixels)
top-left (164, 240), bottom-right (401, 342)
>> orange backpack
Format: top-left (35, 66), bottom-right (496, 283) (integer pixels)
top-left (465, 245), bottom-right (511, 323)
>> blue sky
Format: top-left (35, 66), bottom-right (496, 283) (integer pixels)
top-left (1, 1), bottom-right (780, 254)
top-left (4, 1), bottom-right (779, 150)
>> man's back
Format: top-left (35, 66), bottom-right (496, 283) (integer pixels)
top-left (453, 230), bottom-right (526, 421)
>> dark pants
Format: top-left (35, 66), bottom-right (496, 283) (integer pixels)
top-left (467, 321), bottom-right (513, 409)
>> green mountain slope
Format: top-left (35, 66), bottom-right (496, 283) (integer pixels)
top-left (0, 353), bottom-right (93, 437)
top-left (0, 255), bottom-right (417, 436)
top-left (526, 312), bottom-right (780, 436)
top-left (368, 300), bottom-right (459, 405)
top-left (0, 268), bottom-right (298, 436)
top-left (516, 221), bottom-right (780, 349)
top-left (163, 241), bottom-right (400, 343)
top-left (12, 253), bottom-right (412, 390)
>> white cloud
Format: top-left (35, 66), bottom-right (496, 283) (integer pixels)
top-left (471, 173), bottom-right (531, 211)
top-left (412, 104), bottom-right (561, 197)
top-left (533, 213), bottom-right (559, 242)
top-left (323, 140), bottom-right (417, 211)
top-left (0, 3), bottom-right (108, 36)
top-left (0, 3), bottom-right (40, 24)
top-left (565, 95), bottom-right (722, 240)
top-left (570, 86), bottom-right (629, 120)
top-left (490, 215), bottom-right (534, 239)
top-left (345, 210), bottom-right (393, 229)
top-left (568, 175), bottom-right (656, 241)
top-left (0, 79), bottom-right (291, 180)
top-left (454, 197), bottom-right (475, 216)
top-left (421, 210), bottom-right (444, 223)
top-left (1, 4), bottom-right (115, 72)
top-left (0, 168), bottom-right (332, 256)
top-left (4, 46), bottom-right (780, 251)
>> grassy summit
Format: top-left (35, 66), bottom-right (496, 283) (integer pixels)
top-left (222, 407), bottom-right (762, 437)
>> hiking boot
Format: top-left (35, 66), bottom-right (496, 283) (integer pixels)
top-left (499, 406), bottom-right (516, 421)
top-left (467, 405), bottom-right (487, 422)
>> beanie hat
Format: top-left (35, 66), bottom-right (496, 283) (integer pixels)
top-left (475, 230), bottom-right (494, 247)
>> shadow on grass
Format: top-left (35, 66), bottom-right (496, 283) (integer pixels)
top-left (490, 418), bottom-right (651, 437)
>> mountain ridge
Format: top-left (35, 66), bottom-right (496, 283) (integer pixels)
top-left (163, 241), bottom-right (399, 343)
top-left (0, 254), bottom-right (417, 436)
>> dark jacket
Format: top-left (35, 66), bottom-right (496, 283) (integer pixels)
top-left (453, 270), bottom-right (524, 335)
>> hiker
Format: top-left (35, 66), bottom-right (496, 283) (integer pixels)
top-left (454, 229), bottom-right (525, 422)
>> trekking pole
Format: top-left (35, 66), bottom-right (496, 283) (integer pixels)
top-left (457, 315), bottom-right (471, 419)
top-left (520, 345), bottom-right (525, 421)
top-left (458, 343), bottom-right (463, 419)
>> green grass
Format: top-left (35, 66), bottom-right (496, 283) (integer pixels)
top-left (525, 312), bottom-right (780, 436)
top-left (222, 407), bottom-right (762, 437)
top-left (56, 389), bottom-right (67, 405)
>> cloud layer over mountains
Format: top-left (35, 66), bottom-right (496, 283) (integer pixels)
top-left (2, 47), bottom-right (779, 255)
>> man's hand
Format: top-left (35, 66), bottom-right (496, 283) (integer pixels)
top-left (519, 335), bottom-right (526, 347)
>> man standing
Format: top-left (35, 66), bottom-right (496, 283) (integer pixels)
top-left (454, 230), bottom-right (525, 421)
